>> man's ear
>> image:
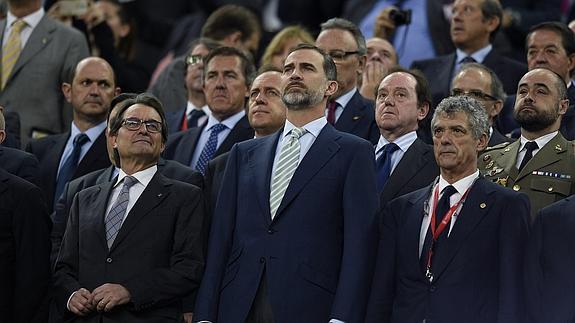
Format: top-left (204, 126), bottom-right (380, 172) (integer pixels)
top-left (477, 132), bottom-right (489, 152)
top-left (417, 102), bottom-right (430, 121)
top-left (325, 80), bottom-right (338, 97)
top-left (62, 83), bottom-right (72, 104)
top-left (0, 130), bottom-right (6, 144)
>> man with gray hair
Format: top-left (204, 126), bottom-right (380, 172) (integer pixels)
top-left (366, 95), bottom-right (530, 323)
top-left (316, 17), bottom-right (379, 144)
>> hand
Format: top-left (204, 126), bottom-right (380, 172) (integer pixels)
top-left (81, 2), bottom-right (106, 29)
top-left (92, 283), bottom-right (131, 312)
top-left (360, 61), bottom-right (387, 99)
top-left (68, 288), bottom-right (95, 316)
top-left (183, 312), bottom-right (193, 323)
top-left (374, 6), bottom-right (399, 39)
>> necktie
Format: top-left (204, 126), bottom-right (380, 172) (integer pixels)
top-left (376, 143), bottom-right (400, 192)
top-left (187, 109), bottom-right (206, 129)
top-left (269, 127), bottom-right (307, 219)
top-left (105, 176), bottom-right (138, 248)
top-left (2, 19), bottom-right (27, 89)
top-left (460, 56), bottom-right (476, 64)
top-left (195, 123), bottom-right (227, 175)
top-left (519, 141), bottom-right (538, 171)
top-left (420, 185), bottom-right (457, 271)
top-left (54, 133), bottom-right (90, 204)
top-left (326, 101), bottom-right (338, 125)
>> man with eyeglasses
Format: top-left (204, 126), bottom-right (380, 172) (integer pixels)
top-left (451, 62), bottom-right (513, 147)
top-left (316, 17), bottom-right (379, 145)
top-left (54, 93), bottom-right (206, 322)
top-left (479, 68), bottom-right (575, 221)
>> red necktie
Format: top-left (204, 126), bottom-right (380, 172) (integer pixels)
top-left (327, 101), bottom-right (337, 125)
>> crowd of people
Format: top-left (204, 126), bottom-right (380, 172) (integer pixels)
top-left (3, 0), bottom-right (575, 322)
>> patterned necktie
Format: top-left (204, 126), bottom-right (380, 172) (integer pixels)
top-left (519, 141), bottom-right (538, 171)
top-left (269, 127), bottom-right (307, 219)
top-left (376, 143), bottom-right (400, 192)
top-left (105, 176), bottom-right (138, 248)
top-left (460, 56), bottom-right (476, 64)
top-left (54, 133), bottom-right (90, 204)
top-left (2, 19), bottom-right (27, 89)
top-left (195, 123), bottom-right (227, 175)
top-left (326, 101), bottom-right (338, 125)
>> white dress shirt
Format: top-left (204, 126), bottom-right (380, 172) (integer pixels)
top-left (3, 7), bottom-right (44, 48)
top-left (374, 131), bottom-right (418, 175)
top-left (324, 87), bottom-right (357, 123)
top-left (515, 131), bottom-right (558, 170)
top-left (56, 121), bottom-right (107, 179)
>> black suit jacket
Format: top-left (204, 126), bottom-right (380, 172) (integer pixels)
top-left (2, 110), bottom-right (21, 149)
top-left (0, 169), bottom-right (51, 323)
top-left (411, 49), bottom-right (527, 108)
top-left (54, 171), bottom-right (206, 322)
top-left (204, 152), bottom-right (230, 217)
top-left (25, 130), bottom-right (111, 210)
top-left (163, 115), bottom-right (254, 166)
top-left (379, 138), bottom-right (438, 209)
top-left (166, 107), bottom-right (186, 135)
top-left (336, 91), bottom-right (379, 145)
top-left (0, 146), bottom-right (39, 184)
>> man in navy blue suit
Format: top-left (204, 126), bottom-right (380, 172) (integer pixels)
top-left (366, 95), bottom-right (530, 323)
top-left (194, 44), bottom-right (379, 323)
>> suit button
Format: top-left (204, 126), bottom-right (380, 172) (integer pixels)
top-left (512, 184), bottom-right (520, 191)
top-left (260, 257), bottom-right (265, 263)
top-left (267, 229), bottom-right (274, 234)
top-left (429, 286), bottom-right (436, 292)
top-left (548, 186), bottom-right (554, 192)
top-left (106, 257), bottom-right (112, 263)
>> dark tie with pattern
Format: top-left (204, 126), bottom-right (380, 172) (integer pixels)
top-left (376, 143), bottom-right (400, 192)
top-left (326, 101), bottom-right (338, 125)
top-left (195, 123), bottom-right (228, 175)
top-left (519, 141), bottom-right (538, 171)
top-left (105, 176), bottom-right (138, 248)
top-left (54, 133), bottom-right (90, 204)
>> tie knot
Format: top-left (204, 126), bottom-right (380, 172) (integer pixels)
top-left (383, 142), bottom-right (400, 154)
top-left (122, 175), bottom-right (138, 189)
top-left (327, 101), bottom-right (338, 111)
top-left (210, 123), bottom-right (227, 134)
top-left (442, 185), bottom-right (457, 199)
top-left (73, 133), bottom-right (90, 147)
top-left (188, 109), bottom-right (205, 119)
top-left (290, 127), bottom-right (306, 139)
top-left (460, 56), bottom-right (476, 64)
top-left (11, 19), bottom-right (26, 33)
top-left (524, 141), bottom-right (538, 152)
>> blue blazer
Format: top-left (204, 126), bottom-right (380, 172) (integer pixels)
top-left (366, 177), bottom-right (530, 323)
top-left (194, 124), bottom-right (379, 323)
top-left (336, 90), bottom-right (379, 145)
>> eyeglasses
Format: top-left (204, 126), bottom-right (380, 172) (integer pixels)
top-left (186, 54), bottom-right (204, 66)
top-left (326, 50), bottom-right (360, 61)
top-left (122, 118), bottom-right (162, 133)
top-left (451, 89), bottom-right (498, 101)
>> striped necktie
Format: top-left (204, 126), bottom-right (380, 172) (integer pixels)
top-left (269, 127), bottom-right (306, 219)
top-left (2, 19), bottom-right (27, 89)
top-left (105, 176), bottom-right (138, 249)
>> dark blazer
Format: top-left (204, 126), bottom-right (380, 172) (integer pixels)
top-left (194, 125), bottom-right (379, 323)
top-left (2, 110), bottom-right (21, 149)
top-left (411, 49), bottom-right (527, 108)
top-left (54, 171), bottom-right (206, 322)
top-left (164, 115), bottom-right (254, 166)
top-left (0, 168), bottom-right (51, 323)
top-left (336, 91), bottom-right (379, 144)
top-left (0, 146), bottom-right (39, 184)
top-left (559, 88), bottom-right (575, 140)
top-left (525, 197), bottom-right (575, 323)
top-left (26, 130), bottom-right (110, 210)
top-left (204, 152), bottom-right (230, 217)
top-left (365, 177), bottom-right (530, 323)
top-left (166, 108), bottom-right (186, 135)
top-left (380, 138), bottom-right (438, 209)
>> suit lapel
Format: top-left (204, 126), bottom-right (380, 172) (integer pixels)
top-left (437, 54), bottom-right (455, 96)
top-left (74, 130), bottom-right (107, 178)
top-left (109, 172), bottom-right (170, 251)
top-left (45, 134), bottom-right (68, 193)
top-left (249, 133), bottom-right (280, 223)
top-left (405, 186), bottom-right (433, 278)
top-left (382, 139), bottom-right (429, 202)
top-left (215, 115), bottom-right (254, 156)
top-left (335, 91), bottom-right (365, 132)
top-left (91, 180), bottom-right (115, 248)
top-left (175, 127), bottom-right (203, 165)
top-left (516, 134), bottom-right (568, 181)
top-left (273, 125), bottom-right (340, 221)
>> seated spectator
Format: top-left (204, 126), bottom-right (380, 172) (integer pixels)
top-left (359, 37), bottom-right (398, 99)
top-left (260, 25), bottom-right (314, 69)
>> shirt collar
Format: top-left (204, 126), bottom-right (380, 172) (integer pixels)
top-left (282, 117), bottom-right (327, 139)
top-left (115, 165), bottom-right (157, 188)
top-left (333, 87), bottom-right (357, 109)
top-left (203, 109), bottom-right (245, 133)
top-left (519, 131), bottom-right (558, 152)
top-left (455, 44), bottom-right (492, 64)
top-left (375, 131), bottom-right (417, 154)
top-left (69, 121), bottom-right (106, 143)
top-left (7, 7), bottom-right (44, 30)
top-left (438, 170), bottom-right (480, 196)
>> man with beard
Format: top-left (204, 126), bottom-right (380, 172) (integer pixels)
top-left (193, 44), bottom-right (378, 323)
top-left (479, 68), bottom-right (575, 221)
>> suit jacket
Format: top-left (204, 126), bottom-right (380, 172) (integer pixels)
top-left (163, 115), bottom-right (254, 166)
top-left (559, 87), bottom-right (575, 140)
top-left (26, 130), bottom-right (110, 210)
top-left (479, 133), bottom-right (575, 221)
top-left (410, 49), bottom-right (527, 108)
top-left (2, 110), bottom-right (21, 149)
top-left (0, 15), bottom-right (89, 144)
top-left (166, 108), bottom-right (186, 135)
top-left (204, 151), bottom-right (230, 218)
top-left (54, 171), bottom-right (206, 322)
top-left (0, 145), bottom-right (39, 184)
top-left (366, 177), bottom-right (530, 323)
top-left (336, 91), bottom-right (379, 145)
top-left (0, 168), bottom-right (51, 323)
top-left (380, 138), bottom-right (438, 209)
top-left (525, 197), bottom-right (575, 323)
top-left (194, 124), bottom-right (379, 323)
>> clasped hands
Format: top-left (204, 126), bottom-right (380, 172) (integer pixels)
top-left (68, 283), bottom-right (130, 316)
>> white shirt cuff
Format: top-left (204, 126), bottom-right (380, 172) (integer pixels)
top-left (66, 291), bottom-right (78, 311)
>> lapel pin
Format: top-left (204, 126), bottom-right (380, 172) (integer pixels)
top-left (504, 147), bottom-right (510, 152)
top-left (480, 203), bottom-right (486, 209)
top-left (42, 38), bottom-right (47, 44)
top-left (352, 116), bottom-right (360, 120)
top-left (157, 193), bottom-right (163, 198)
top-left (555, 144), bottom-right (562, 151)
top-left (483, 154), bottom-right (491, 162)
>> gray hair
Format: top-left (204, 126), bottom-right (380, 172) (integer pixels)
top-left (320, 18), bottom-right (367, 55)
top-left (457, 63), bottom-right (507, 101)
top-left (432, 96), bottom-right (489, 140)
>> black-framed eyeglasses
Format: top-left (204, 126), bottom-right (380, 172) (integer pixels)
top-left (186, 54), bottom-right (204, 66)
top-left (326, 50), bottom-right (360, 61)
top-left (451, 89), bottom-right (498, 101)
top-left (122, 118), bottom-right (163, 133)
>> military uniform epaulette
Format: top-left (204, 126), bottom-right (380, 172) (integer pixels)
top-left (483, 141), bottom-right (512, 152)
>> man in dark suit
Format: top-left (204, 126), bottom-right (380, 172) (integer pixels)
top-left (451, 62), bottom-right (513, 146)
top-left (164, 47), bottom-right (255, 175)
top-left (26, 57), bottom-right (119, 210)
top-left (316, 18), bottom-right (379, 144)
top-left (411, 0), bottom-right (526, 109)
top-left (366, 95), bottom-right (530, 323)
top-left (194, 44), bottom-right (378, 323)
top-left (54, 93), bottom-right (206, 322)
top-left (0, 109), bottom-right (39, 183)
top-left (0, 168), bottom-right (51, 323)
top-left (374, 67), bottom-right (439, 210)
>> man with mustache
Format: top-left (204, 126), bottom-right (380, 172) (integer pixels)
top-left (479, 68), bottom-right (575, 221)
top-left (194, 44), bottom-right (378, 323)
top-left (26, 57), bottom-right (119, 210)
top-left (164, 46), bottom-right (255, 175)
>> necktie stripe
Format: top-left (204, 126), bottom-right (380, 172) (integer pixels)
top-left (2, 19), bottom-right (26, 89)
top-left (105, 176), bottom-right (138, 248)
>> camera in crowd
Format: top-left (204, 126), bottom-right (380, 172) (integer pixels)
top-left (389, 8), bottom-right (412, 26)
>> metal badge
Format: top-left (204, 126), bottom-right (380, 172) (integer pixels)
top-left (485, 161), bottom-right (494, 169)
top-left (480, 203), bottom-right (486, 208)
top-left (483, 154), bottom-right (491, 162)
top-left (426, 268), bottom-right (434, 283)
top-left (555, 144), bottom-right (562, 151)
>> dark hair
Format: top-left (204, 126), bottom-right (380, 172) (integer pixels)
top-left (107, 93), bottom-right (138, 124)
top-left (109, 93), bottom-right (168, 144)
top-left (480, 0), bottom-right (503, 42)
top-left (200, 5), bottom-right (261, 44)
top-left (184, 37), bottom-right (222, 68)
top-left (383, 66), bottom-right (431, 108)
top-left (203, 46), bottom-right (257, 87)
top-left (287, 43), bottom-right (338, 82)
top-left (457, 63), bottom-right (506, 101)
top-left (527, 22), bottom-right (575, 56)
top-left (99, 0), bottom-right (137, 61)
top-left (320, 18), bottom-right (366, 55)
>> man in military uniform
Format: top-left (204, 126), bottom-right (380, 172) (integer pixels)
top-left (479, 68), bottom-right (575, 221)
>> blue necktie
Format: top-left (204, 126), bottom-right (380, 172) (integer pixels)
top-left (195, 123), bottom-right (227, 175)
top-left (54, 133), bottom-right (89, 204)
top-left (376, 143), bottom-right (399, 192)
